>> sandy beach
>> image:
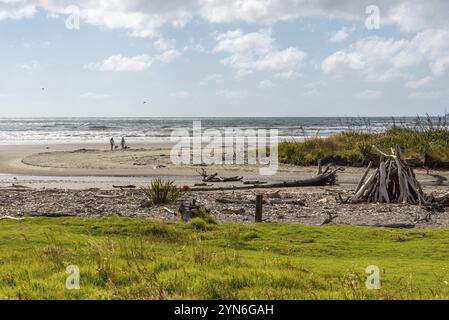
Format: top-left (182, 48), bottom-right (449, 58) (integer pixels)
top-left (1, 142), bottom-right (448, 185)
top-left (1, 142), bottom-right (449, 228)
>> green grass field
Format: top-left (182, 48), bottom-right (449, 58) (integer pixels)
top-left (1, 217), bottom-right (449, 300)
top-left (279, 127), bottom-right (449, 167)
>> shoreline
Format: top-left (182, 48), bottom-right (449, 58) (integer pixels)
top-left (1, 142), bottom-right (448, 189)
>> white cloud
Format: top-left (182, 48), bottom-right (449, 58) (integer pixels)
top-left (214, 28), bottom-right (305, 76)
top-left (16, 60), bottom-right (39, 71)
top-left (323, 28), bottom-right (449, 81)
top-left (328, 26), bottom-right (355, 43)
top-left (157, 49), bottom-right (181, 63)
top-left (154, 37), bottom-right (176, 51)
top-left (183, 38), bottom-right (206, 52)
top-left (0, 2), bottom-right (35, 21)
top-left (413, 29), bottom-right (449, 76)
top-left (355, 90), bottom-right (382, 99)
top-left (2, 1), bottom-right (449, 37)
top-left (322, 51), bottom-right (365, 73)
top-left (254, 47), bottom-right (305, 71)
top-left (86, 55), bottom-right (153, 72)
top-left (259, 80), bottom-right (275, 89)
top-left (405, 76), bottom-right (433, 89)
top-left (85, 50), bottom-right (181, 72)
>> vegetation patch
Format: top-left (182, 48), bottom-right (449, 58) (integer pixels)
top-left (142, 179), bottom-right (181, 205)
top-left (279, 127), bottom-right (449, 168)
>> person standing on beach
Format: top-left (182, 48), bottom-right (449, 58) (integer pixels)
top-left (121, 137), bottom-right (126, 150)
top-left (110, 137), bottom-right (115, 151)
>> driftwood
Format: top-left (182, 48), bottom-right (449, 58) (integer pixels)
top-left (197, 169), bottom-right (243, 182)
top-left (358, 223), bottom-right (416, 229)
top-left (321, 213), bottom-right (338, 225)
top-left (350, 146), bottom-right (428, 205)
top-left (163, 207), bottom-right (176, 215)
top-left (94, 194), bottom-right (122, 199)
top-left (215, 197), bottom-right (305, 206)
top-left (189, 166), bottom-right (344, 192)
top-left (26, 212), bottom-right (75, 217)
top-left (243, 181), bottom-right (267, 185)
top-left (0, 216), bottom-right (25, 221)
top-left (269, 199), bottom-right (305, 206)
top-left (113, 185), bottom-right (136, 190)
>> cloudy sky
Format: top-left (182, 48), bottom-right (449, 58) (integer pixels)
top-left (0, 0), bottom-right (448, 117)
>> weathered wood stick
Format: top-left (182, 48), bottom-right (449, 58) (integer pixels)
top-left (355, 161), bottom-right (373, 193)
top-left (379, 157), bottom-right (390, 203)
top-left (255, 194), bottom-right (263, 223)
top-left (351, 169), bottom-right (379, 203)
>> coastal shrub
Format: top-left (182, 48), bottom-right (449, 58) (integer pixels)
top-left (143, 179), bottom-right (181, 205)
top-left (279, 127), bottom-right (449, 167)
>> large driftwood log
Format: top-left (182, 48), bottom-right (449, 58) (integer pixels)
top-left (189, 166), bottom-right (344, 192)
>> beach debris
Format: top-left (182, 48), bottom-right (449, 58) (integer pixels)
top-left (0, 216), bottom-right (25, 221)
top-left (0, 187), bottom-right (446, 227)
top-left (221, 208), bottom-right (246, 215)
top-left (178, 199), bottom-right (212, 222)
top-left (359, 223), bottom-right (416, 229)
top-left (431, 193), bottom-right (449, 207)
top-left (27, 212), bottom-right (75, 218)
top-left (243, 180), bottom-right (267, 185)
top-left (349, 146), bottom-right (428, 205)
top-left (214, 193), bottom-right (305, 207)
top-left (321, 213), bottom-right (338, 226)
top-left (426, 171), bottom-right (448, 186)
top-left (267, 191), bottom-right (282, 199)
top-left (189, 165), bottom-right (344, 192)
top-left (268, 199), bottom-right (305, 206)
top-left (194, 183), bottom-right (210, 187)
top-left (113, 185), bottom-right (136, 190)
top-left (163, 207), bottom-right (176, 215)
top-left (94, 194), bottom-right (122, 199)
top-left (197, 168), bottom-right (243, 183)
top-left (140, 199), bottom-right (152, 208)
top-left (216, 197), bottom-right (253, 205)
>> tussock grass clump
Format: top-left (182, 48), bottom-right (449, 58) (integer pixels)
top-left (188, 208), bottom-right (218, 231)
top-left (279, 127), bottom-right (449, 167)
top-left (143, 179), bottom-right (181, 205)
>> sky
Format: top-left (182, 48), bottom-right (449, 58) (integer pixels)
top-left (0, 0), bottom-right (448, 117)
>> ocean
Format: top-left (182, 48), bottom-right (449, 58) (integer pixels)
top-left (0, 117), bottom-right (441, 145)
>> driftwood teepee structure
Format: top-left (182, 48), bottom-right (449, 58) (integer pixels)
top-left (350, 146), bottom-right (428, 205)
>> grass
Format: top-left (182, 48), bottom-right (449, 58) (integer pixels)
top-left (142, 179), bottom-right (181, 205)
top-left (279, 127), bottom-right (449, 167)
top-left (1, 217), bottom-right (449, 299)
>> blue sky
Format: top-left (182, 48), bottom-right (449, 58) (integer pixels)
top-left (0, 1), bottom-right (448, 117)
